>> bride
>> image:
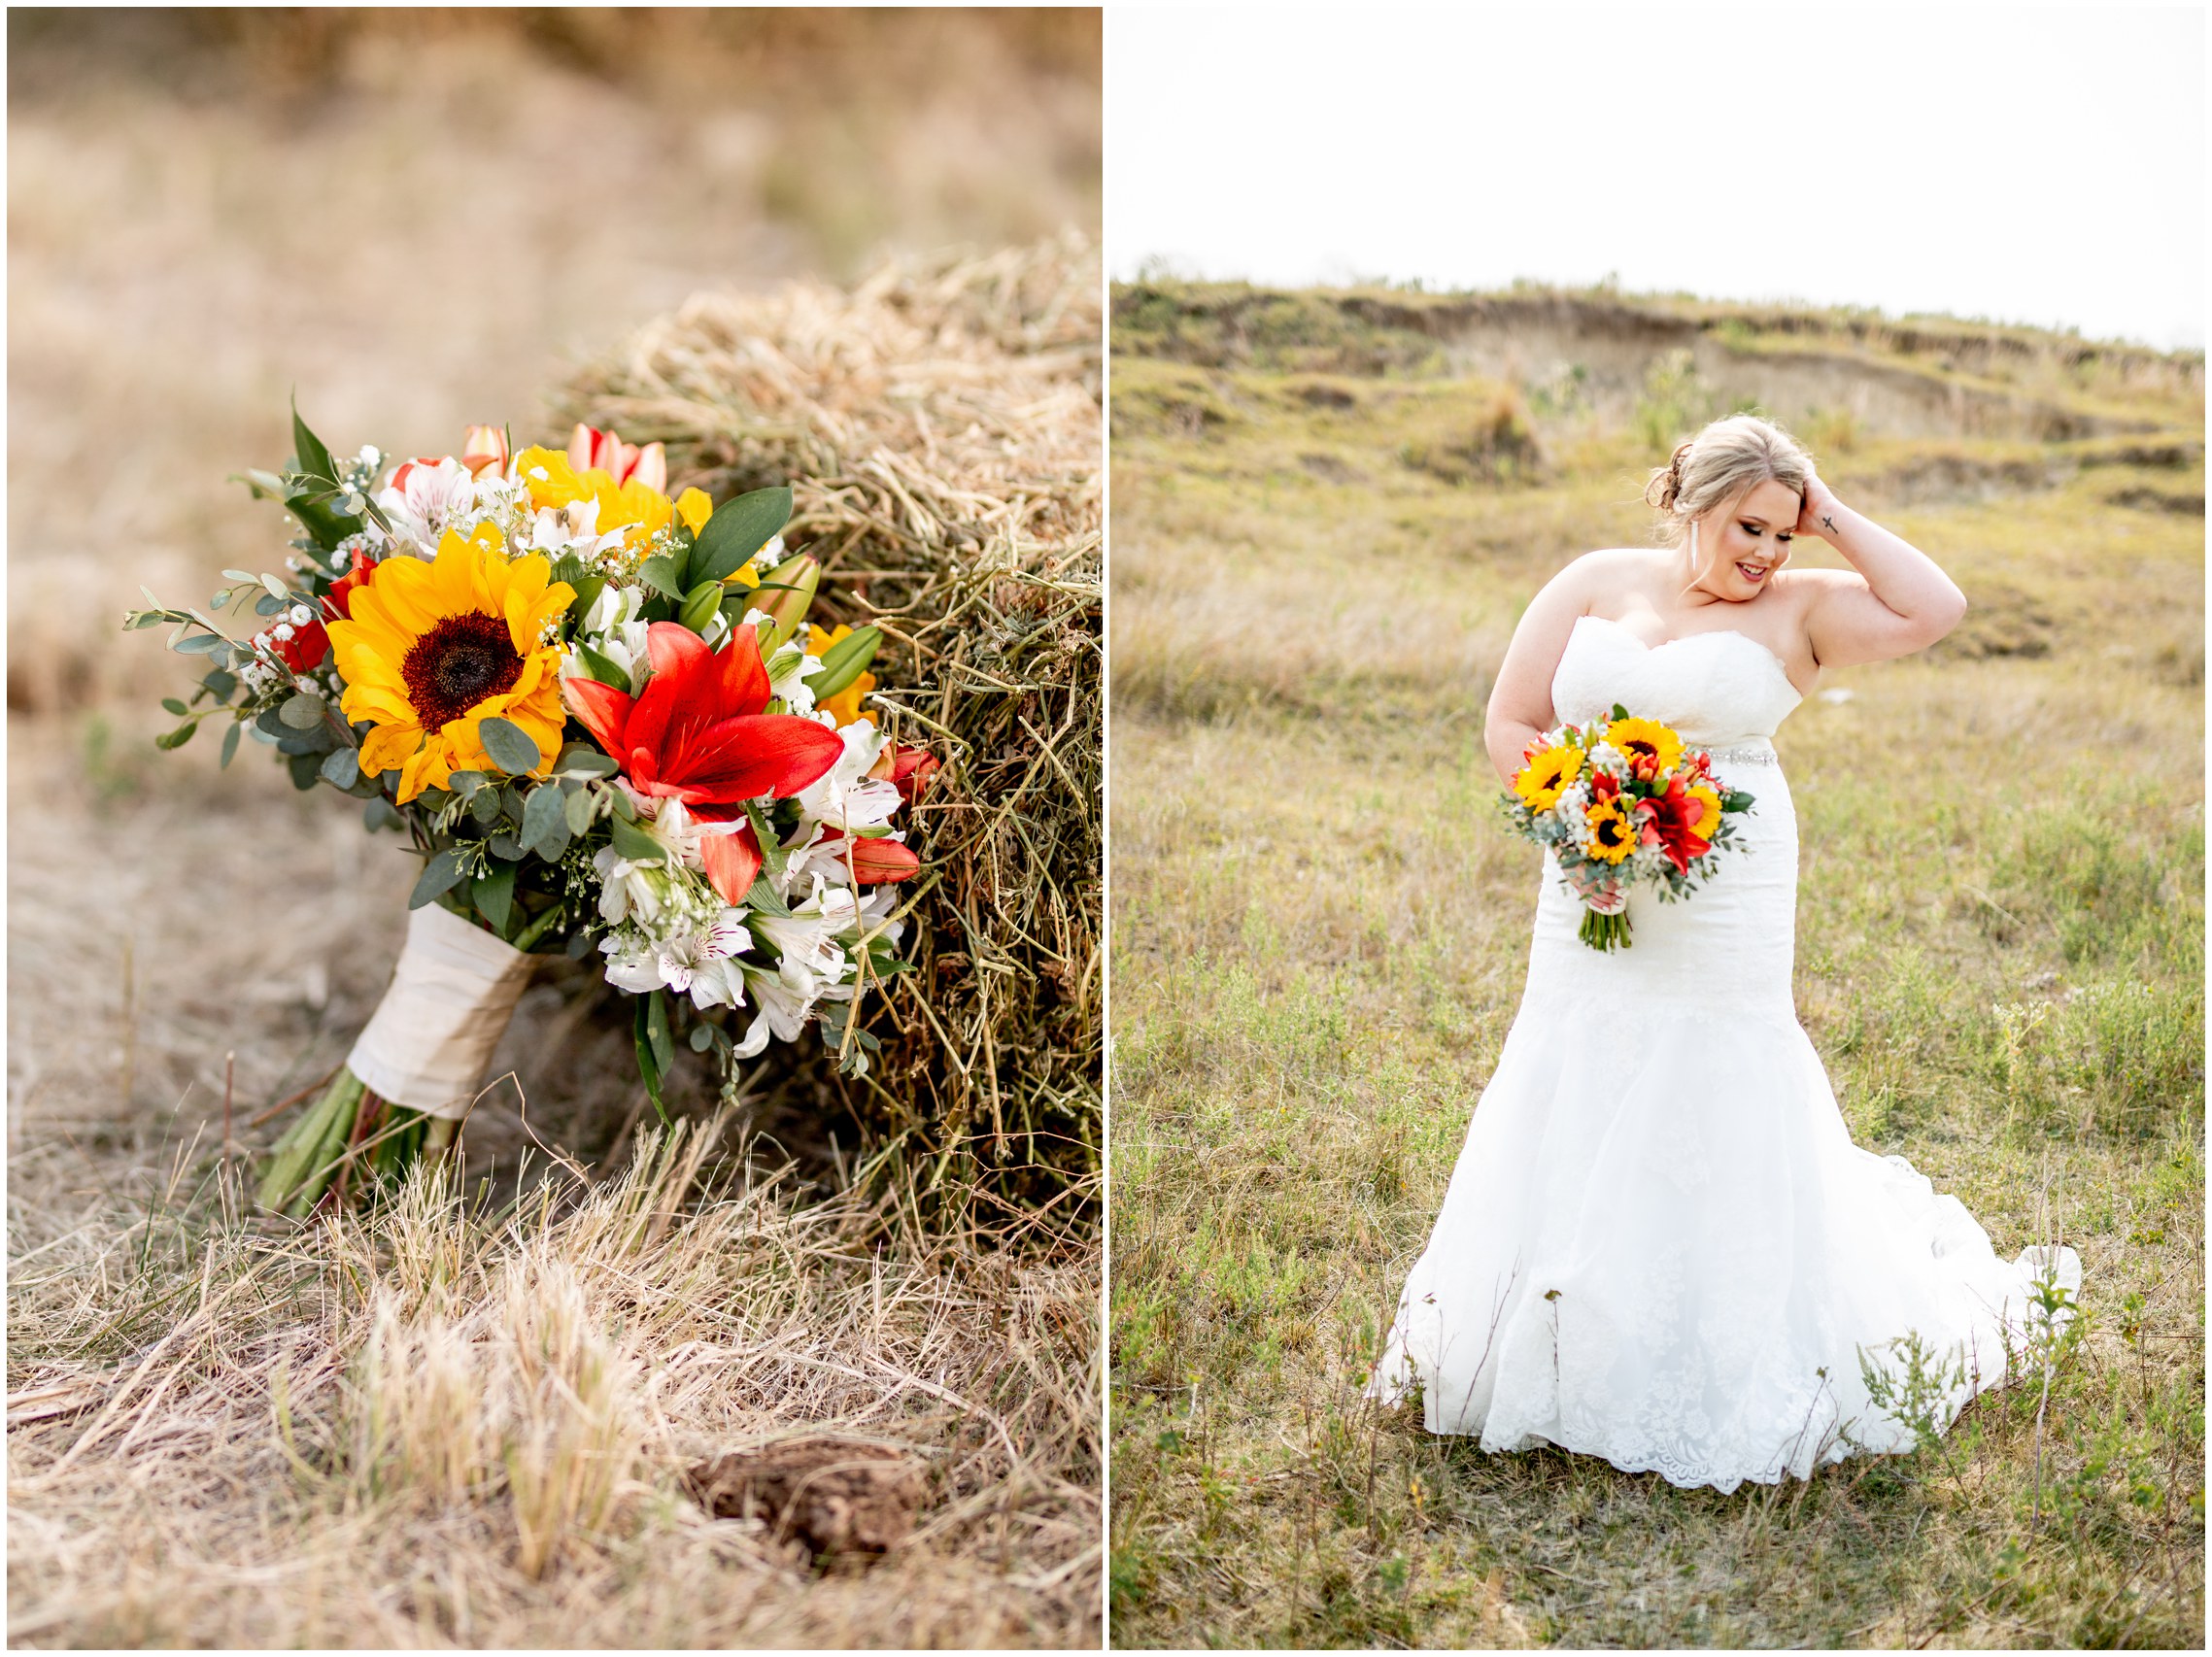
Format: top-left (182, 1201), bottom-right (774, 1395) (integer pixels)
top-left (1369, 414), bottom-right (2080, 1492)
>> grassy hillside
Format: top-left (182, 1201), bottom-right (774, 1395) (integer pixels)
top-left (1108, 278), bottom-right (2204, 1648)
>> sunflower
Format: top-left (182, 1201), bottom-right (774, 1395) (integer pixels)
top-left (1513, 743), bottom-right (1582, 811)
top-left (1582, 798), bottom-right (1637, 863)
top-left (1685, 783), bottom-right (1722, 840)
top-left (1603, 715), bottom-right (1685, 773)
top-left (326, 523), bottom-right (575, 803)
top-left (807, 624), bottom-right (878, 728)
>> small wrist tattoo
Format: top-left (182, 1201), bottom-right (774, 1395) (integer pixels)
top-left (1821, 513), bottom-right (1837, 533)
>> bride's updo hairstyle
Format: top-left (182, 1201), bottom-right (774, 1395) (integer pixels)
top-left (1643, 414), bottom-right (1813, 547)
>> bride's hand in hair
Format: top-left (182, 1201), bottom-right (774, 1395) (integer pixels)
top-left (1794, 471), bottom-right (1845, 542)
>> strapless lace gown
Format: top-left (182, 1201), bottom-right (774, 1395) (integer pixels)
top-left (1370, 614), bottom-right (2081, 1492)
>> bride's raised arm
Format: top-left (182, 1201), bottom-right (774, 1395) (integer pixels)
top-left (1794, 473), bottom-right (1969, 669)
top-left (1482, 553), bottom-right (1605, 786)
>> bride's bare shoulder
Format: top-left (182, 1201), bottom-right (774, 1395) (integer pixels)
top-left (1544, 547), bottom-right (1665, 605)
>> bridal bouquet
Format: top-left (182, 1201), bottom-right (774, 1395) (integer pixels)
top-left (1502, 705), bottom-right (1754, 951)
top-left (126, 408), bottom-right (936, 1214)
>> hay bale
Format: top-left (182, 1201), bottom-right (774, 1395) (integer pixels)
top-left (554, 233), bottom-right (1102, 1223)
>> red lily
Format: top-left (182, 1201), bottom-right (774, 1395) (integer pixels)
top-left (1642, 776), bottom-right (1712, 874)
top-left (563, 623), bottom-right (844, 901)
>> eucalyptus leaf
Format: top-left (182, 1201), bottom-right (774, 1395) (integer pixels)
top-left (447, 769), bottom-right (488, 796)
top-left (563, 787), bottom-right (597, 835)
top-left (220, 722), bottom-right (242, 769)
top-left (489, 831), bottom-right (524, 862)
top-left (689, 1024), bottom-right (715, 1053)
top-left (161, 697), bottom-right (189, 716)
top-left (555, 745), bottom-right (619, 779)
top-left (520, 784), bottom-right (566, 859)
top-left (319, 747), bottom-right (360, 789)
top-left (472, 862), bottom-right (517, 932)
top-left (470, 788), bottom-right (502, 826)
top-left (279, 693), bottom-right (325, 729)
top-left (409, 849), bottom-right (467, 909)
top-left (287, 751), bottom-right (323, 791)
top-left (478, 717), bottom-right (543, 777)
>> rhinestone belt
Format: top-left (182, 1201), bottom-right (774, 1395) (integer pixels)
top-left (1702, 742), bottom-right (1779, 765)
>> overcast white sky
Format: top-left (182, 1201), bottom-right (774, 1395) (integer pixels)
top-left (1107, 6), bottom-right (2205, 350)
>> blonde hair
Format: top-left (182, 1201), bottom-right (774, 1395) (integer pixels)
top-left (1643, 414), bottom-right (1813, 547)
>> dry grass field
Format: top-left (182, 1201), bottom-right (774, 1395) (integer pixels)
top-left (1107, 281), bottom-right (2204, 1647)
top-left (7, 14), bottom-right (1101, 1647)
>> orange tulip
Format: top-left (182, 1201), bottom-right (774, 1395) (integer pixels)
top-left (565, 423), bottom-right (666, 492)
top-left (460, 424), bottom-right (510, 479)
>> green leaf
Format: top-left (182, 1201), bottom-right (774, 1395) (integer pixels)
top-left (609, 811), bottom-right (665, 864)
top-left (803, 626), bottom-right (882, 699)
top-left (576, 643), bottom-right (632, 693)
top-left (688, 1024), bottom-right (715, 1053)
top-left (220, 722), bottom-right (242, 769)
top-left (632, 997), bottom-right (668, 1125)
top-left (287, 750), bottom-right (322, 789)
top-left (519, 783), bottom-right (566, 859)
top-left (742, 799), bottom-right (786, 881)
top-left (161, 696), bottom-right (189, 716)
top-left (555, 745), bottom-right (620, 778)
top-left (692, 487), bottom-right (792, 584)
top-left (319, 747), bottom-right (360, 789)
top-left (154, 724), bottom-right (196, 751)
top-left (606, 786), bottom-right (637, 823)
top-left (409, 849), bottom-right (467, 909)
top-left (278, 693), bottom-right (325, 729)
top-left (744, 875), bottom-right (790, 917)
top-left (564, 786), bottom-right (597, 835)
top-left (478, 717), bottom-right (544, 777)
top-left (646, 989), bottom-right (674, 1072)
top-left (447, 768), bottom-right (488, 796)
top-left (549, 554), bottom-right (589, 589)
top-left (636, 553), bottom-right (686, 600)
top-left (469, 787), bottom-right (502, 826)
top-left (176, 633), bottom-right (227, 655)
top-left (472, 861), bottom-right (517, 933)
top-left (291, 396), bottom-right (336, 486)
top-left (567, 573), bottom-right (608, 627)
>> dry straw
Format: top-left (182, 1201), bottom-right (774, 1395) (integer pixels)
top-left (554, 233), bottom-right (1103, 1226)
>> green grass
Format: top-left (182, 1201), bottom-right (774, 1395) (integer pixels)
top-left (1108, 281), bottom-right (2205, 1647)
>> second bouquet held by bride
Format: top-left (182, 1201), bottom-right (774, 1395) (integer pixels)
top-left (127, 411), bottom-right (937, 1215)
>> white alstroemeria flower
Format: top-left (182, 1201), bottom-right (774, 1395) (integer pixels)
top-left (637, 795), bottom-right (750, 872)
top-left (375, 457), bottom-right (481, 556)
top-left (593, 844), bottom-right (669, 927)
top-left (753, 878), bottom-right (860, 992)
top-left (521, 492), bottom-right (626, 561)
top-left (562, 584), bottom-right (653, 687)
top-left (732, 959), bottom-right (815, 1058)
top-left (794, 718), bottom-right (901, 834)
top-left (598, 911), bottom-right (750, 1007)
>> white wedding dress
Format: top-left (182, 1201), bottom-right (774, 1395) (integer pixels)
top-left (1370, 613), bottom-right (2081, 1492)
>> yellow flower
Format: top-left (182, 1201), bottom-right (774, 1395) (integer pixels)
top-left (1685, 784), bottom-right (1722, 840)
top-left (1603, 715), bottom-right (1685, 773)
top-left (675, 487), bottom-right (712, 537)
top-left (326, 524), bottom-right (574, 803)
top-left (1512, 743), bottom-right (1582, 811)
top-left (1582, 798), bottom-right (1637, 863)
top-left (512, 445), bottom-right (674, 553)
top-left (807, 623), bottom-right (877, 728)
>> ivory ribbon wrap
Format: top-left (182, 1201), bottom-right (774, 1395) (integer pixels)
top-left (345, 903), bottom-right (536, 1121)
